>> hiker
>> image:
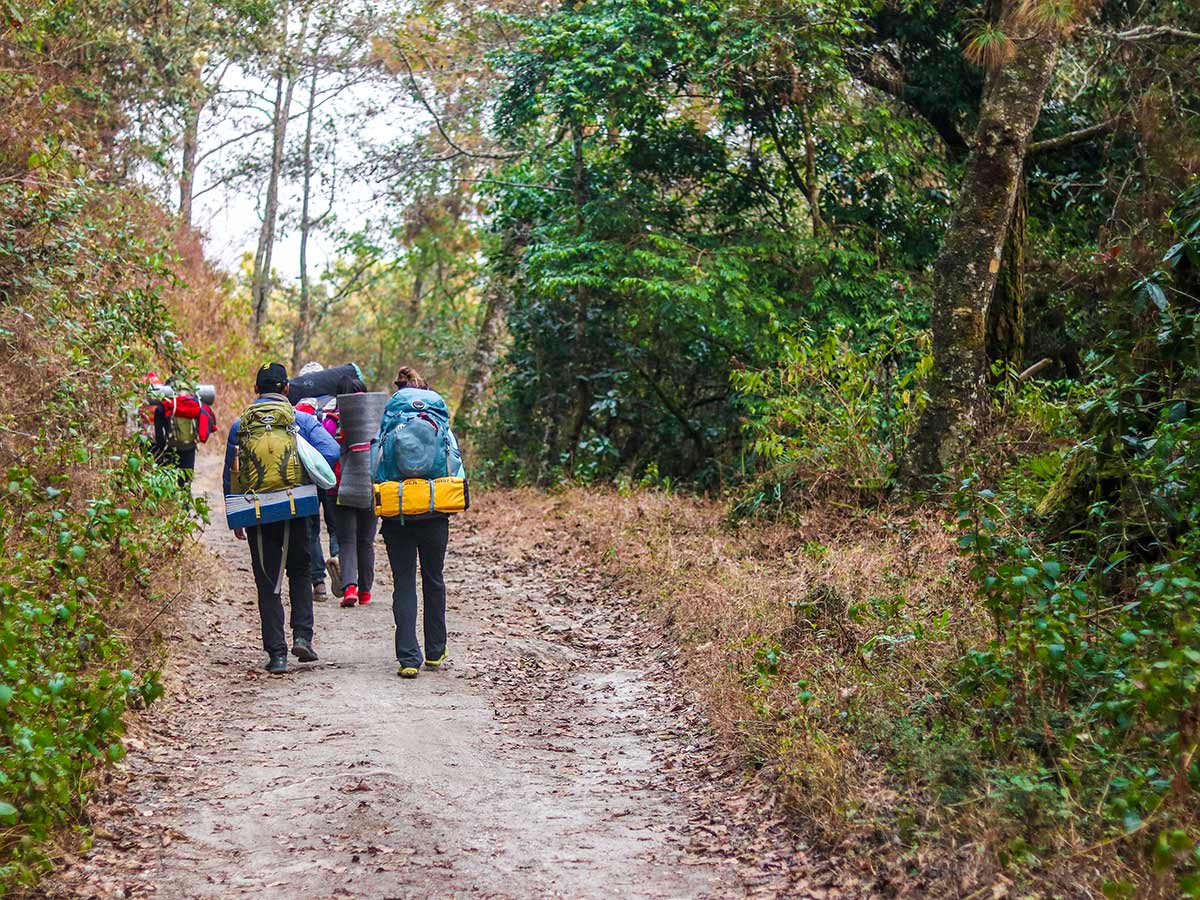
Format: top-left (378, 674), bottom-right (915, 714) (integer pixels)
top-left (152, 377), bottom-right (216, 486)
top-left (223, 362), bottom-right (340, 674)
top-left (296, 385), bottom-right (333, 602)
top-left (376, 366), bottom-right (465, 679)
top-left (326, 375), bottom-right (379, 609)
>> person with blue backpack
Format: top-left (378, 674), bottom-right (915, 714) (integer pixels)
top-left (375, 366), bottom-right (465, 679)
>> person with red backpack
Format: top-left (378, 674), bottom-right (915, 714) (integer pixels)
top-left (152, 377), bottom-right (217, 487)
top-left (296, 389), bottom-right (335, 602)
top-left (325, 375), bottom-right (380, 609)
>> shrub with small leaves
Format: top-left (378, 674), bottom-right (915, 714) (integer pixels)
top-left (0, 172), bottom-right (204, 887)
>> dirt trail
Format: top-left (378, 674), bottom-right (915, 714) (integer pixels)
top-left (38, 456), bottom-right (835, 900)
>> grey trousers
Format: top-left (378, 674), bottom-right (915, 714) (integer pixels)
top-left (333, 504), bottom-right (377, 592)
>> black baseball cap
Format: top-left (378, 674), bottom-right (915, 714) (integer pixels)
top-left (255, 362), bottom-right (289, 394)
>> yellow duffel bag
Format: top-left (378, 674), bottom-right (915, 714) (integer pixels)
top-left (374, 477), bottom-right (470, 518)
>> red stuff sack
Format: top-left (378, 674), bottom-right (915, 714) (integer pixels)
top-left (164, 395), bottom-right (202, 419)
top-left (197, 404), bottom-right (217, 443)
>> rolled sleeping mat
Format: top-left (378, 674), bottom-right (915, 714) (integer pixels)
top-left (287, 363), bottom-right (365, 405)
top-left (336, 391), bottom-right (389, 509)
top-left (196, 384), bottom-right (216, 405)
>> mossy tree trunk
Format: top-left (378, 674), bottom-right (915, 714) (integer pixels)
top-left (900, 15), bottom-right (1060, 488)
top-left (457, 278), bottom-right (513, 433)
top-left (986, 175), bottom-right (1027, 379)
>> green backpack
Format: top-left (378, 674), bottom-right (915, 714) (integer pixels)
top-left (234, 400), bottom-right (306, 493)
top-left (169, 414), bottom-right (198, 451)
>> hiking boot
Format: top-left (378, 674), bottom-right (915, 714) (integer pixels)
top-left (265, 654), bottom-right (288, 675)
top-left (292, 638), bottom-right (318, 663)
top-left (340, 585), bottom-right (359, 608)
top-left (397, 665), bottom-right (419, 679)
top-left (313, 581), bottom-right (328, 602)
top-left (358, 590), bottom-right (372, 606)
top-left (326, 557), bottom-right (343, 597)
top-left (424, 651), bottom-right (447, 670)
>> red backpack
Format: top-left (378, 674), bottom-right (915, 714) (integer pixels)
top-left (162, 395), bottom-right (203, 450)
top-left (198, 404), bottom-right (217, 444)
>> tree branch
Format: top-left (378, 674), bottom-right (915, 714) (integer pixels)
top-left (853, 55), bottom-right (971, 160)
top-left (1089, 25), bottom-right (1200, 43)
top-left (1028, 117), bottom-right (1120, 156)
top-left (392, 47), bottom-right (521, 162)
top-left (455, 177), bottom-right (572, 194)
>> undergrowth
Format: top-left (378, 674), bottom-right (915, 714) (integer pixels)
top-left (0, 175), bottom-right (208, 887)
top-left (482, 182), bottom-right (1200, 898)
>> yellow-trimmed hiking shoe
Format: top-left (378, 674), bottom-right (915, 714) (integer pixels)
top-left (397, 666), bottom-right (419, 679)
top-left (424, 652), bottom-right (448, 670)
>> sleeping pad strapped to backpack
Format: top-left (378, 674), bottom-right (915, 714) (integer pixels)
top-left (234, 400), bottom-right (305, 493)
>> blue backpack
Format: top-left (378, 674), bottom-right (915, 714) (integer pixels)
top-left (374, 388), bottom-right (465, 482)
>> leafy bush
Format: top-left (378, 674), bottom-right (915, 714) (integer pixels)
top-left (950, 181), bottom-right (1200, 892)
top-left (0, 173), bottom-right (205, 887)
top-left (731, 320), bottom-right (930, 515)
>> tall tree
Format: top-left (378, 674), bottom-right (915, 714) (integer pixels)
top-left (167, 1), bottom-right (274, 227)
top-left (291, 44), bottom-right (323, 371)
top-left (899, 2), bottom-right (1063, 486)
top-left (251, 3), bottom-right (310, 341)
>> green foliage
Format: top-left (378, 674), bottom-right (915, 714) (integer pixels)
top-left (731, 320), bottom-right (931, 514)
top-left (0, 169), bottom-right (204, 887)
top-left (949, 182), bottom-right (1200, 889)
top-left (0, 462), bottom-right (188, 887)
top-left (480, 0), bottom-right (948, 485)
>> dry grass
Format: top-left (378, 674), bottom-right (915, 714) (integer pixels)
top-left (470, 485), bottom-right (1008, 891)
top-left (472, 483), bottom-right (1172, 896)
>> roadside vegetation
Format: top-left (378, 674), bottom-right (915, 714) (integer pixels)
top-left (0, 2), bottom-right (250, 887)
top-left (3, 0), bottom-right (1200, 895)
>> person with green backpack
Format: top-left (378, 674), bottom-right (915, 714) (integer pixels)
top-left (223, 363), bottom-right (341, 674)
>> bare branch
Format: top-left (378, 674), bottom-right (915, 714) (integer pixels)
top-left (1028, 117), bottom-right (1120, 156)
top-left (1088, 25), bottom-right (1200, 43)
top-left (455, 177), bottom-right (571, 194)
top-left (392, 46), bottom-right (521, 162)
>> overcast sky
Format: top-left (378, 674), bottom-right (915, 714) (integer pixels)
top-left (183, 57), bottom-right (422, 281)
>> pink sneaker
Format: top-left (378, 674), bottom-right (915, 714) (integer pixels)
top-left (358, 590), bottom-right (372, 606)
top-left (340, 585), bottom-right (359, 608)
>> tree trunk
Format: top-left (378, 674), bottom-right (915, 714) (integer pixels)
top-left (291, 55), bottom-right (320, 373)
top-left (251, 8), bottom-right (308, 342)
top-left (986, 175), bottom-right (1027, 378)
top-left (801, 100), bottom-right (823, 235)
top-left (566, 125), bottom-right (592, 465)
top-left (456, 280), bottom-right (512, 431)
top-left (409, 265), bottom-right (425, 323)
top-left (178, 84), bottom-right (203, 226)
top-left (899, 15), bottom-right (1060, 488)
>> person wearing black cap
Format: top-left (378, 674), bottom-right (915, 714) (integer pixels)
top-left (223, 363), bottom-right (341, 673)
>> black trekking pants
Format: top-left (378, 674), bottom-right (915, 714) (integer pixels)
top-left (246, 518), bottom-right (315, 656)
top-left (382, 517), bottom-right (449, 668)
